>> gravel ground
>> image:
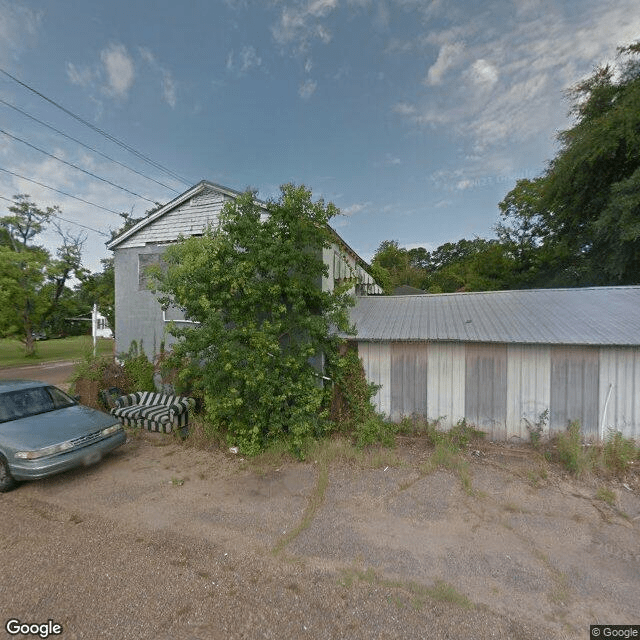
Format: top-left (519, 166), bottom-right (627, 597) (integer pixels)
top-left (1, 432), bottom-right (639, 640)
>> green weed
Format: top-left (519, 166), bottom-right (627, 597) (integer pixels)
top-left (595, 486), bottom-right (616, 506)
top-left (602, 429), bottom-right (639, 475)
top-left (554, 421), bottom-right (592, 477)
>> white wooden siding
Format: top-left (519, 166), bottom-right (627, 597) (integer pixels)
top-left (117, 189), bottom-right (230, 248)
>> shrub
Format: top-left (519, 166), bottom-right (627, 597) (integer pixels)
top-left (328, 345), bottom-right (394, 449)
top-left (602, 429), bottom-right (638, 475)
top-left (524, 409), bottom-right (548, 449)
top-left (119, 341), bottom-right (155, 392)
top-left (554, 421), bottom-right (592, 477)
top-left (69, 349), bottom-right (130, 409)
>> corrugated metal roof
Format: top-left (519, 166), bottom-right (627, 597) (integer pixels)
top-left (349, 286), bottom-right (640, 345)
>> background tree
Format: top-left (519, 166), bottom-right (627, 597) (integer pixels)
top-left (370, 240), bottom-right (424, 292)
top-left (423, 239), bottom-right (515, 293)
top-left (154, 185), bottom-right (354, 455)
top-left (498, 42), bottom-right (640, 287)
top-left (75, 258), bottom-right (115, 333)
top-left (370, 237), bottom-right (515, 294)
top-left (0, 195), bottom-right (86, 354)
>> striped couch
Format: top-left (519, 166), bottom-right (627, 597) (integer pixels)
top-left (111, 391), bottom-right (195, 434)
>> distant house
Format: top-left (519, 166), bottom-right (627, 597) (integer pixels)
top-left (65, 309), bottom-right (113, 339)
top-left (106, 181), bottom-right (381, 358)
top-left (348, 287), bottom-right (640, 442)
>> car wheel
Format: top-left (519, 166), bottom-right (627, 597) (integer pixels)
top-left (0, 455), bottom-right (17, 492)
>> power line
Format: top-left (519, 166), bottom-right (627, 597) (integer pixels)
top-left (0, 128), bottom-right (161, 205)
top-left (0, 67), bottom-right (192, 186)
top-left (0, 194), bottom-right (110, 237)
top-left (0, 166), bottom-right (124, 216)
top-left (0, 97), bottom-right (181, 194)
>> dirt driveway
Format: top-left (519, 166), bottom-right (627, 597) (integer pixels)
top-left (1, 430), bottom-right (638, 640)
top-left (0, 360), bottom-right (76, 391)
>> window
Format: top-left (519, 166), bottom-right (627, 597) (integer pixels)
top-left (138, 253), bottom-right (164, 290)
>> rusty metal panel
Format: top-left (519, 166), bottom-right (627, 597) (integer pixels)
top-left (506, 345), bottom-right (551, 441)
top-left (390, 343), bottom-right (428, 420)
top-left (550, 346), bottom-right (599, 437)
top-left (598, 347), bottom-right (640, 441)
top-left (465, 343), bottom-right (508, 438)
top-left (426, 342), bottom-right (466, 429)
top-left (356, 342), bottom-right (391, 417)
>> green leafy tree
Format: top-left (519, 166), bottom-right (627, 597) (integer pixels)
top-left (0, 195), bottom-right (86, 354)
top-left (423, 238), bottom-right (515, 293)
top-left (0, 246), bottom-right (49, 351)
top-left (498, 42), bottom-right (640, 286)
top-left (154, 184), bottom-right (354, 455)
top-left (370, 240), bottom-right (424, 292)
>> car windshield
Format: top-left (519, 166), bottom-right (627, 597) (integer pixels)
top-left (0, 386), bottom-right (76, 423)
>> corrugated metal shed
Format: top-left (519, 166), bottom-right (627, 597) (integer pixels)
top-left (349, 287), bottom-right (640, 346)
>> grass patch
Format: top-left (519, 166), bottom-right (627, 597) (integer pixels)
top-left (419, 441), bottom-right (475, 495)
top-left (339, 565), bottom-right (473, 610)
top-left (595, 486), bottom-right (616, 506)
top-left (526, 464), bottom-right (549, 487)
top-left (544, 423), bottom-right (639, 480)
top-left (0, 336), bottom-right (113, 367)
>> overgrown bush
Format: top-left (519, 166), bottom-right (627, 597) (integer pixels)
top-left (119, 340), bottom-right (155, 393)
top-left (69, 349), bottom-right (130, 409)
top-left (327, 345), bottom-right (396, 448)
top-left (153, 185), bottom-right (355, 457)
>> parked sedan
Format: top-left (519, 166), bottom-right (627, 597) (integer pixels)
top-left (0, 380), bottom-right (127, 492)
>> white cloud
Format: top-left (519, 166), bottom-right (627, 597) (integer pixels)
top-left (139, 46), bottom-right (178, 108)
top-left (272, 0), bottom-right (338, 52)
top-left (66, 62), bottom-right (94, 87)
top-left (469, 58), bottom-right (498, 87)
top-left (341, 202), bottom-right (370, 216)
top-left (394, 0), bottom-right (640, 182)
top-left (226, 45), bottom-right (263, 75)
top-left (298, 78), bottom-right (317, 99)
top-left (162, 72), bottom-right (177, 108)
top-left (426, 42), bottom-right (464, 85)
top-left (0, 0), bottom-right (41, 67)
top-left (100, 43), bottom-right (135, 99)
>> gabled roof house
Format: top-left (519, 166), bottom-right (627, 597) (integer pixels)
top-left (107, 181), bottom-right (381, 358)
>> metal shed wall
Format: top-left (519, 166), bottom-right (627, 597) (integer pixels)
top-left (598, 347), bottom-right (640, 440)
top-left (356, 340), bottom-right (639, 441)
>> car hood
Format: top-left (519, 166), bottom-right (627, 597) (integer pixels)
top-left (0, 404), bottom-right (120, 450)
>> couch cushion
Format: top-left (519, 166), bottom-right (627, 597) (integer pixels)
top-left (136, 404), bottom-right (171, 424)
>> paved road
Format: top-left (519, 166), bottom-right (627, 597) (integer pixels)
top-left (0, 360), bottom-right (76, 390)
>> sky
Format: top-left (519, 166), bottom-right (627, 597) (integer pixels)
top-left (1, 0), bottom-right (639, 273)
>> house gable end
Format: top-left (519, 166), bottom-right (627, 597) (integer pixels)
top-left (107, 181), bottom-right (256, 250)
